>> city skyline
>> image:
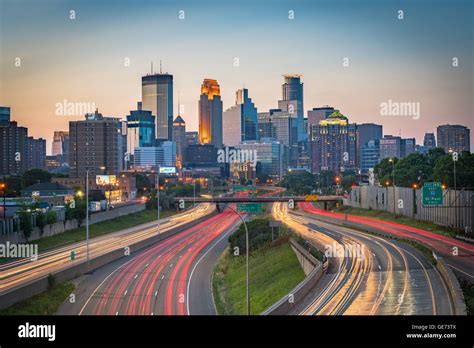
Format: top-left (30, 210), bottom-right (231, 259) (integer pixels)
top-left (1, 0), bottom-right (473, 153)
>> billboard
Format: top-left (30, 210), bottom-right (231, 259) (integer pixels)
top-left (159, 167), bottom-right (176, 174)
top-left (96, 175), bottom-right (117, 186)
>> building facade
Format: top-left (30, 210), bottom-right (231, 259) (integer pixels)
top-left (310, 111), bottom-right (357, 173)
top-left (199, 79), bottom-right (223, 148)
top-left (69, 110), bottom-right (123, 178)
top-left (142, 73), bottom-right (173, 140)
top-left (356, 123), bottom-right (383, 168)
top-left (223, 88), bottom-right (258, 146)
top-left (436, 124), bottom-right (470, 153)
top-left (126, 103), bottom-right (156, 156)
top-left (278, 75), bottom-right (305, 142)
top-left (133, 141), bottom-right (176, 169)
top-left (423, 132), bottom-right (436, 149)
top-left (172, 115), bottom-right (186, 173)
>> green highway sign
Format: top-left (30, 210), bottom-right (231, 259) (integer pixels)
top-left (422, 182), bottom-right (443, 206)
top-left (70, 250), bottom-right (75, 261)
top-left (233, 186), bottom-right (257, 192)
top-left (237, 203), bottom-right (262, 213)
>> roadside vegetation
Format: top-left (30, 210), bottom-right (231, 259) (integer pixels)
top-left (459, 280), bottom-right (474, 315)
top-left (0, 275), bottom-right (74, 315)
top-left (213, 218), bottom-right (305, 315)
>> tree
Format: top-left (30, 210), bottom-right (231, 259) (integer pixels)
top-left (394, 153), bottom-right (432, 187)
top-left (433, 151), bottom-right (474, 188)
top-left (22, 169), bottom-right (52, 187)
top-left (17, 204), bottom-right (33, 241)
top-left (35, 211), bottom-right (47, 234)
top-left (374, 157), bottom-right (398, 185)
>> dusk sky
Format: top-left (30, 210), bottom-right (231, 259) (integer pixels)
top-left (1, 0), bottom-right (473, 153)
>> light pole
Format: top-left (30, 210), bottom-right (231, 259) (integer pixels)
top-left (223, 204), bottom-right (250, 315)
top-left (85, 169), bottom-right (90, 263)
top-left (156, 167), bottom-right (160, 235)
top-left (450, 150), bottom-right (458, 228)
top-left (389, 158), bottom-right (396, 216)
top-left (1, 177), bottom-right (6, 220)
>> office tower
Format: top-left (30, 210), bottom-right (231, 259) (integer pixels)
top-left (26, 137), bottom-right (46, 170)
top-left (69, 110), bottom-right (122, 178)
top-left (307, 106), bottom-right (338, 136)
top-left (310, 111), bottom-right (357, 173)
top-left (199, 79), bottom-right (223, 148)
top-left (173, 115), bottom-right (186, 173)
top-left (401, 138), bottom-right (416, 157)
top-left (437, 124), bottom-right (470, 153)
top-left (0, 106), bottom-right (10, 124)
top-left (126, 102), bottom-right (156, 156)
top-left (361, 140), bottom-right (380, 173)
top-left (223, 88), bottom-right (258, 146)
top-left (185, 144), bottom-right (218, 166)
top-left (235, 139), bottom-right (284, 179)
top-left (142, 71), bottom-right (173, 140)
top-left (356, 123), bottom-right (383, 168)
top-left (133, 141), bottom-right (176, 169)
top-left (185, 131), bottom-right (199, 146)
top-left (51, 130), bottom-right (69, 165)
top-left (423, 132), bottom-right (436, 149)
top-left (278, 75), bottom-right (305, 142)
top-left (379, 135), bottom-right (402, 160)
top-left (0, 107), bottom-right (29, 175)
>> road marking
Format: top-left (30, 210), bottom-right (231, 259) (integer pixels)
top-left (170, 263), bottom-right (173, 267)
top-left (115, 312), bottom-right (119, 315)
top-left (448, 264), bottom-right (474, 278)
top-left (378, 265), bottom-right (382, 270)
top-left (161, 275), bottom-right (165, 280)
top-left (155, 291), bottom-right (158, 296)
top-left (134, 274), bottom-right (138, 279)
top-left (186, 225), bottom-right (236, 315)
top-left (124, 290), bottom-right (128, 296)
top-left (145, 263), bottom-right (149, 267)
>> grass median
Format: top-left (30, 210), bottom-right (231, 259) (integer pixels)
top-left (33, 208), bottom-right (176, 253)
top-left (0, 277), bottom-right (75, 315)
top-left (212, 239), bottom-right (305, 315)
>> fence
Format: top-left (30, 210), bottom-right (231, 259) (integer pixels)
top-left (346, 186), bottom-right (473, 235)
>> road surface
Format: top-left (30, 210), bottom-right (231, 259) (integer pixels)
top-left (300, 202), bottom-right (474, 283)
top-left (273, 203), bottom-right (454, 315)
top-left (0, 203), bottom-right (214, 297)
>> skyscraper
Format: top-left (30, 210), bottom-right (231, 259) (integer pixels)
top-left (437, 124), bottom-right (470, 153)
top-left (223, 88), bottom-right (258, 146)
top-left (126, 102), bottom-right (156, 156)
top-left (310, 111), bottom-right (357, 173)
top-left (423, 132), bottom-right (436, 148)
top-left (278, 75), bottom-right (305, 142)
top-left (379, 135), bottom-right (402, 160)
top-left (173, 115), bottom-right (186, 173)
top-left (69, 110), bottom-right (123, 178)
top-left (307, 106), bottom-right (338, 136)
top-left (356, 123), bottom-right (383, 168)
top-left (142, 71), bottom-right (173, 141)
top-left (199, 79), bottom-right (223, 148)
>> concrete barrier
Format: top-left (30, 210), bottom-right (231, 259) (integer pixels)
top-left (433, 255), bottom-right (467, 315)
top-left (263, 239), bottom-right (325, 315)
top-left (0, 211), bottom-right (217, 310)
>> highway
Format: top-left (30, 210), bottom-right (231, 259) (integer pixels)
top-left (299, 202), bottom-right (474, 283)
top-left (0, 203), bottom-right (214, 296)
top-left (60, 208), bottom-right (240, 315)
top-left (273, 203), bottom-right (454, 315)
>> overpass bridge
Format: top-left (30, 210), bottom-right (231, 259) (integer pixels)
top-left (174, 195), bottom-right (343, 203)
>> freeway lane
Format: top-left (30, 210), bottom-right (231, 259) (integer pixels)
top-left (299, 202), bottom-right (474, 282)
top-left (68, 208), bottom-right (240, 315)
top-left (0, 203), bottom-right (214, 296)
top-left (273, 203), bottom-right (454, 315)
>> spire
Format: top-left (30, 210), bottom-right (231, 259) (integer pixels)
top-left (160, 60), bottom-right (162, 74)
top-left (151, 61), bottom-right (153, 74)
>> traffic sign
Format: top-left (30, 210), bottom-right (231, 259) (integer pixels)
top-left (422, 182), bottom-right (443, 206)
top-left (70, 250), bottom-right (75, 261)
top-left (237, 203), bottom-right (262, 213)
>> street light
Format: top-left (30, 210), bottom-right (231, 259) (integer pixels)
top-left (388, 158), bottom-right (396, 216)
top-left (223, 204), bottom-right (250, 315)
top-left (1, 180), bottom-right (6, 220)
top-left (85, 169), bottom-right (90, 263)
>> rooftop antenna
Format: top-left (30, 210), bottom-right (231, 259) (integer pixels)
top-left (160, 60), bottom-right (162, 74)
top-left (177, 91), bottom-right (180, 115)
top-left (151, 61), bottom-right (153, 74)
